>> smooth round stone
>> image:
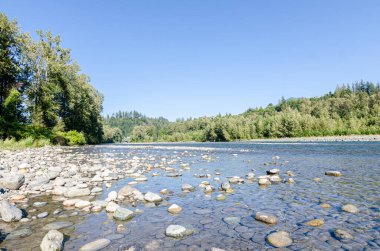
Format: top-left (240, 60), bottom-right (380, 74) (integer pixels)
top-left (75, 200), bottom-right (91, 208)
top-left (63, 199), bottom-right (81, 207)
top-left (160, 189), bottom-right (168, 195)
top-left (106, 202), bottom-right (120, 213)
top-left (91, 206), bottom-right (102, 212)
top-left (258, 178), bottom-right (271, 186)
top-left (168, 204), bottom-right (182, 214)
top-left (267, 168), bottom-right (280, 175)
top-left (321, 203), bottom-right (331, 209)
top-left (254, 212), bottom-right (278, 224)
top-left (325, 171), bottom-right (342, 177)
top-left (194, 209), bottom-right (212, 215)
top-left (334, 229), bottom-right (353, 240)
top-left (144, 192), bottom-right (162, 202)
top-left (113, 207), bottom-right (134, 221)
top-left (6, 228), bottom-right (32, 240)
top-left (107, 191), bottom-right (118, 201)
top-left (223, 216), bottom-right (241, 225)
top-left (38, 212), bottom-right (49, 218)
top-left (135, 177), bottom-right (148, 182)
top-left (220, 182), bottom-right (231, 191)
top-left (43, 221), bottom-right (74, 230)
top-left (266, 231), bottom-right (293, 248)
top-left (165, 225), bottom-right (189, 238)
top-left (342, 204), bottom-right (359, 213)
top-left (79, 238), bottom-right (111, 251)
top-left (0, 200), bottom-right (23, 222)
top-left (216, 194), bottom-right (226, 201)
top-left (33, 201), bottom-right (47, 207)
top-left (182, 184), bottom-right (195, 192)
top-left (305, 219), bottom-right (325, 227)
top-left (40, 230), bottom-right (64, 251)
top-left (105, 233), bottom-right (124, 240)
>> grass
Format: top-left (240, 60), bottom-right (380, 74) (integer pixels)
top-left (0, 137), bottom-right (51, 150)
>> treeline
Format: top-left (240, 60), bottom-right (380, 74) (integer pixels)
top-left (125, 81), bottom-right (380, 142)
top-left (0, 13), bottom-right (104, 145)
top-left (103, 111), bottom-right (169, 141)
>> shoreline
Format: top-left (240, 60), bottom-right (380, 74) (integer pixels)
top-left (125, 134), bottom-right (380, 144)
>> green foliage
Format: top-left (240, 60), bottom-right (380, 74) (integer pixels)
top-left (0, 13), bottom-right (103, 145)
top-left (104, 110), bottom-right (169, 140)
top-left (54, 130), bottom-right (86, 146)
top-left (120, 81), bottom-right (380, 142)
top-left (102, 125), bottom-right (123, 143)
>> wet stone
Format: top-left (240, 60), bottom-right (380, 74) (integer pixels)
top-left (40, 230), bottom-right (64, 251)
top-left (254, 212), bottom-right (278, 224)
top-left (43, 221), bottom-right (74, 230)
top-left (6, 228), bottom-right (33, 240)
top-left (223, 216), bottom-right (241, 225)
top-left (342, 204), bottom-right (359, 213)
top-left (266, 231), bottom-right (293, 248)
top-left (79, 238), bottom-right (111, 251)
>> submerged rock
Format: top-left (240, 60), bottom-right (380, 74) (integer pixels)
top-left (43, 221), bottom-right (74, 231)
top-left (79, 238), bottom-right (111, 251)
top-left (168, 204), bottom-right (182, 214)
top-left (325, 171), bottom-right (342, 177)
top-left (305, 219), bottom-right (325, 227)
top-left (254, 212), bottom-right (278, 224)
top-left (106, 202), bottom-right (120, 213)
top-left (266, 231), bottom-right (293, 248)
top-left (334, 229), bottom-right (353, 240)
top-left (113, 207), bottom-right (134, 221)
top-left (165, 225), bottom-right (192, 238)
top-left (181, 184), bottom-right (195, 192)
top-left (267, 168), bottom-right (280, 175)
top-left (342, 204), bottom-right (359, 213)
top-left (40, 230), bottom-right (64, 251)
top-left (144, 192), bottom-right (162, 203)
top-left (0, 200), bottom-right (23, 222)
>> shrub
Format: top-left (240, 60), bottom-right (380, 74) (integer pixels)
top-left (53, 130), bottom-right (86, 146)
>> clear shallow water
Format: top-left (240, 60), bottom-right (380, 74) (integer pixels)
top-left (2, 141), bottom-right (380, 250)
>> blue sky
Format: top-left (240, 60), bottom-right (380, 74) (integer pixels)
top-left (2, 1), bottom-right (380, 120)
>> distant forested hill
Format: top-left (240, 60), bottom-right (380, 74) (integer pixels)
top-left (103, 111), bottom-right (169, 141)
top-left (109, 81), bottom-right (380, 142)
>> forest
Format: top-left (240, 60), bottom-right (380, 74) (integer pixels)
top-left (106, 82), bottom-right (380, 142)
top-left (0, 13), bottom-right (104, 146)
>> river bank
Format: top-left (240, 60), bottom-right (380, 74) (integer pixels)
top-left (0, 142), bottom-right (379, 250)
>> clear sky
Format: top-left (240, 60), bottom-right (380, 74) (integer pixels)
top-left (2, 1), bottom-right (380, 120)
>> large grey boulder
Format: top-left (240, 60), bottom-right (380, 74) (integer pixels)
top-left (40, 230), bottom-right (64, 251)
top-left (0, 174), bottom-right (25, 190)
top-left (0, 200), bottom-right (23, 222)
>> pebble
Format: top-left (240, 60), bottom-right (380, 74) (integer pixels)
top-left (325, 171), bottom-right (342, 177)
top-left (38, 212), bottom-right (49, 218)
top-left (43, 221), bottom-right (74, 230)
top-left (216, 194), bottom-right (226, 201)
top-left (266, 231), bottom-right (293, 247)
top-left (33, 201), bottom-right (47, 207)
top-left (168, 204), bottom-right (182, 214)
top-left (342, 204), bottom-right (359, 213)
top-left (79, 238), bottom-right (111, 251)
top-left (305, 219), bottom-right (325, 227)
top-left (113, 207), bottom-right (134, 221)
top-left (165, 225), bottom-right (192, 238)
top-left (144, 192), bottom-right (163, 203)
top-left (334, 229), bottom-right (353, 240)
top-left (182, 184), bottom-right (195, 192)
top-left (106, 201), bottom-right (120, 213)
top-left (254, 212), bottom-right (278, 224)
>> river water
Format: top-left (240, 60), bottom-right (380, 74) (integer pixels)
top-left (2, 141), bottom-right (380, 250)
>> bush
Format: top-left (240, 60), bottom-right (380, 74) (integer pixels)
top-left (53, 130), bottom-right (86, 146)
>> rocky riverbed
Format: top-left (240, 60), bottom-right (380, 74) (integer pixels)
top-left (0, 141), bottom-right (379, 250)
